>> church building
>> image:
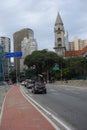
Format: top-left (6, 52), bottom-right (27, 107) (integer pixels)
top-left (54, 12), bottom-right (87, 58)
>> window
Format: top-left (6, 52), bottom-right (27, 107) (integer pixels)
top-left (57, 38), bottom-right (62, 47)
top-left (57, 38), bottom-right (61, 42)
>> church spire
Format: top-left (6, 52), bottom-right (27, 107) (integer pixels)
top-left (55, 12), bottom-right (63, 26)
top-left (54, 12), bottom-right (66, 56)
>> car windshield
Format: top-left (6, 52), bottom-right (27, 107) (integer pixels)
top-left (36, 83), bottom-right (45, 87)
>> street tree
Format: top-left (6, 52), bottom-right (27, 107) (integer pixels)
top-left (24, 49), bottom-right (62, 80)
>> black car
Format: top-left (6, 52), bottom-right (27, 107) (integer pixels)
top-left (32, 82), bottom-right (47, 94)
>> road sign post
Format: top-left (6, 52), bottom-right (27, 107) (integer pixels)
top-left (5, 52), bottom-right (22, 83)
top-left (5, 52), bottom-right (22, 58)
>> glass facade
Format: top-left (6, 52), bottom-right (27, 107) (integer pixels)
top-left (0, 45), bottom-right (4, 81)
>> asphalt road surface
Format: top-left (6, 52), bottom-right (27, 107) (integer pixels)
top-left (25, 84), bottom-right (87, 130)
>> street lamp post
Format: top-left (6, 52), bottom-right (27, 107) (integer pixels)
top-left (15, 58), bottom-right (18, 83)
top-left (61, 66), bottom-right (63, 81)
top-left (85, 55), bottom-right (87, 79)
top-left (53, 64), bottom-right (60, 81)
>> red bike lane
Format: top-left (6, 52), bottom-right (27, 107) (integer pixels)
top-left (0, 84), bottom-right (56, 130)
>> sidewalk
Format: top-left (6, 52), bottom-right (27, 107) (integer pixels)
top-left (0, 84), bottom-right (56, 130)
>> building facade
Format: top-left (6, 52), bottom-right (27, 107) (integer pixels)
top-left (20, 35), bottom-right (37, 71)
top-left (13, 28), bottom-right (37, 72)
top-left (0, 37), bottom-right (11, 80)
top-left (65, 37), bottom-right (87, 57)
top-left (69, 37), bottom-right (87, 51)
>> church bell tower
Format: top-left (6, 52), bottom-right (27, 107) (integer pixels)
top-left (54, 13), bottom-right (66, 56)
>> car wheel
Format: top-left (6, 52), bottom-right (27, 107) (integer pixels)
top-left (33, 90), bottom-right (36, 94)
top-left (44, 90), bottom-right (47, 94)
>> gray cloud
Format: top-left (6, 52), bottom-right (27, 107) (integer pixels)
top-left (0, 0), bottom-right (87, 51)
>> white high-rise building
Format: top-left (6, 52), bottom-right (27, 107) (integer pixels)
top-left (20, 32), bottom-right (37, 72)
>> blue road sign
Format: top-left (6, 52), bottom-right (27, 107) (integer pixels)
top-left (5, 52), bottom-right (22, 58)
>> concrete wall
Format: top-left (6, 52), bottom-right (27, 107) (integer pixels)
top-left (52, 80), bottom-right (87, 87)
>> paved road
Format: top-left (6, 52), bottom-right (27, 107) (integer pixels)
top-left (1, 82), bottom-right (87, 130)
top-left (25, 84), bottom-right (87, 130)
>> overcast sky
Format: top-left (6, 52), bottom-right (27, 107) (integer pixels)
top-left (0, 0), bottom-right (87, 51)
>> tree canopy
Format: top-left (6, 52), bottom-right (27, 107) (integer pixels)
top-left (24, 49), bottom-right (62, 74)
top-left (9, 50), bottom-right (87, 82)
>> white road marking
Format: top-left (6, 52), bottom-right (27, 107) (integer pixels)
top-left (20, 86), bottom-right (73, 130)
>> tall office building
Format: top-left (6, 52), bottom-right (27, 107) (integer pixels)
top-left (13, 28), bottom-right (37, 72)
top-left (0, 37), bottom-right (11, 80)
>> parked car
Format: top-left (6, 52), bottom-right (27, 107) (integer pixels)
top-left (21, 81), bottom-right (26, 86)
top-left (0, 81), bottom-right (8, 86)
top-left (32, 82), bottom-right (47, 94)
